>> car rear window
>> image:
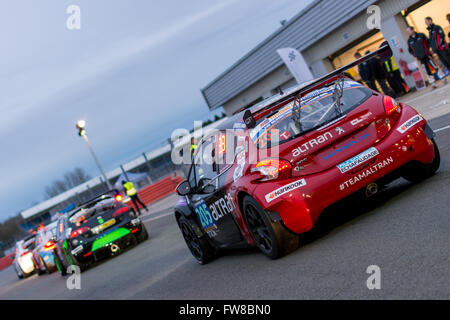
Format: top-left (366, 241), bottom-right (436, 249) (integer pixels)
top-left (250, 80), bottom-right (372, 149)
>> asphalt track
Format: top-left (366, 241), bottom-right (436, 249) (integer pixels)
top-left (0, 87), bottom-right (449, 300)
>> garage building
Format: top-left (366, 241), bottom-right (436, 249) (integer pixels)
top-left (202, 0), bottom-right (450, 116)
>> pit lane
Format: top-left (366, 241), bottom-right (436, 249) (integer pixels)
top-left (0, 86), bottom-right (449, 300)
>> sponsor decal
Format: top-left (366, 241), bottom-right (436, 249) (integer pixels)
top-left (292, 132), bottom-right (333, 157)
top-left (335, 127), bottom-right (345, 135)
top-left (71, 245), bottom-right (83, 256)
top-left (209, 193), bottom-right (236, 221)
top-left (265, 179), bottom-right (307, 203)
top-left (397, 115), bottom-right (423, 134)
top-left (339, 157), bottom-right (394, 190)
top-left (336, 147), bottom-right (379, 173)
top-left (194, 202), bottom-right (217, 232)
top-left (324, 133), bottom-right (370, 161)
top-left (350, 112), bottom-right (373, 126)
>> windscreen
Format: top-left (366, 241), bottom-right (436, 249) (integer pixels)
top-left (68, 198), bottom-right (116, 227)
top-left (250, 80), bottom-right (372, 149)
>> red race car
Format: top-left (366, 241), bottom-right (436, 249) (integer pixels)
top-left (175, 46), bottom-right (440, 263)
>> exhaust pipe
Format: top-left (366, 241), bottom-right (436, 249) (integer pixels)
top-left (110, 244), bottom-right (120, 254)
top-left (365, 183), bottom-right (378, 197)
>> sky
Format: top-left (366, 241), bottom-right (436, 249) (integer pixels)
top-left (0, 0), bottom-right (312, 221)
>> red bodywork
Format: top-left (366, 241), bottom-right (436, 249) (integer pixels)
top-left (224, 89), bottom-right (435, 244)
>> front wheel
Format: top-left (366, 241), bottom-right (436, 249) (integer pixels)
top-left (14, 265), bottom-right (24, 279)
top-left (402, 139), bottom-right (440, 183)
top-left (178, 216), bottom-right (216, 265)
top-left (242, 196), bottom-right (299, 260)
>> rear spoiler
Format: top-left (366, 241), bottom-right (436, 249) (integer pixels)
top-left (243, 44), bottom-right (392, 128)
top-left (75, 189), bottom-right (120, 208)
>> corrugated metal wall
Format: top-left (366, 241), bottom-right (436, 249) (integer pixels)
top-left (203, 0), bottom-right (421, 110)
top-left (202, 0), bottom-right (377, 109)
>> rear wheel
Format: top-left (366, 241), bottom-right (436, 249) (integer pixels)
top-left (38, 256), bottom-right (48, 275)
top-left (178, 216), bottom-right (216, 264)
top-left (54, 252), bottom-right (67, 276)
top-left (402, 139), bottom-right (440, 183)
top-left (242, 196), bottom-right (299, 259)
top-left (136, 224), bottom-right (149, 243)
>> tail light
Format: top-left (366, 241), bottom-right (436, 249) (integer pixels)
top-left (70, 226), bottom-right (90, 239)
top-left (384, 96), bottom-right (401, 115)
top-left (112, 207), bottom-right (129, 217)
top-left (251, 159), bottom-right (291, 181)
top-left (20, 250), bottom-right (31, 257)
top-left (115, 194), bottom-right (123, 202)
top-left (43, 241), bottom-right (55, 251)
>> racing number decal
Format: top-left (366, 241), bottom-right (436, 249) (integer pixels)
top-left (194, 202), bottom-right (217, 235)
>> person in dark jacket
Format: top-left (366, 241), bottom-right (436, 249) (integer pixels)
top-left (379, 41), bottom-right (409, 96)
top-left (407, 26), bottom-right (440, 86)
top-left (367, 50), bottom-right (397, 97)
top-left (355, 52), bottom-right (376, 90)
top-left (425, 17), bottom-right (450, 71)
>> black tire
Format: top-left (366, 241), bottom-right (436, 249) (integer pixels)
top-left (15, 265), bottom-right (24, 279)
top-left (38, 256), bottom-right (48, 275)
top-left (402, 139), bottom-right (440, 183)
top-left (242, 196), bottom-right (299, 260)
top-left (177, 216), bottom-right (216, 265)
top-left (136, 224), bottom-right (149, 243)
top-left (54, 252), bottom-right (67, 276)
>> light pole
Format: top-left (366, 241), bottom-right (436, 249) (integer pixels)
top-left (76, 120), bottom-right (113, 190)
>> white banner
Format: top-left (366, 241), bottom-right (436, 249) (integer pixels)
top-left (277, 47), bottom-right (314, 84)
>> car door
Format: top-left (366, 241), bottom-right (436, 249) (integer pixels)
top-left (189, 134), bottom-right (242, 246)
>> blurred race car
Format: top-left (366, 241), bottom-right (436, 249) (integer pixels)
top-left (174, 45), bottom-right (440, 263)
top-left (12, 234), bottom-right (36, 279)
top-left (31, 222), bottom-right (58, 275)
top-left (52, 193), bottom-right (148, 274)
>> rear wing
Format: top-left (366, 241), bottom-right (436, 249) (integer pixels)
top-left (75, 189), bottom-right (119, 208)
top-left (243, 44), bottom-right (392, 128)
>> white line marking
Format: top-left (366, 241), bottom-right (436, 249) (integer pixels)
top-left (435, 125), bottom-right (450, 133)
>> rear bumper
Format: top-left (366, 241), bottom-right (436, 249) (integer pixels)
top-left (253, 110), bottom-right (435, 234)
top-left (74, 218), bottom-right (144, 263)
top-left (40, 251), bottom-right (57, 272)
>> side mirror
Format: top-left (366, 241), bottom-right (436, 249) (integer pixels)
top-left (176, 180), bottom-right (192, 196)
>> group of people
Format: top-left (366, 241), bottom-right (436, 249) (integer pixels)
top-left (407, 16), bottom-right (450, 88)
top-left (356, 14), bottom-right (450, 94)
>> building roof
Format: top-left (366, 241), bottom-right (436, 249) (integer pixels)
top-left (201, 0), bottom-right (376, 110)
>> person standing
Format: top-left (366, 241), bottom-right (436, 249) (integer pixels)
top-left (407, 26), bottom-right (440, 88)
top-left (190, 137), bottom-right (198, 156)
top-left (355, 52), bottom-right (376, 91)
top-left (379, 41), bottom-right (408, 96)
top-left (122, 180), bottom-right (147, 215)
top-left (367, 50), bottom-right (397, 97)
top-left (425, 17), bottom-right (450, 73)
